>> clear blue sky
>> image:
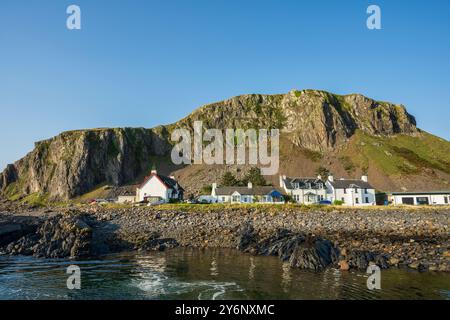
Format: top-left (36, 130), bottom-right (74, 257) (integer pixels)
top-left (1, 0), bottom-right (449, 170)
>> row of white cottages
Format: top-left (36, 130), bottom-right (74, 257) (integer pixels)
top-left (117, 169), bottom-right (450, 206)
top-left (210, 175), bottom-right (377, 206)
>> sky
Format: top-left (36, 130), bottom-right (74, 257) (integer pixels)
top-left (1, 0), bottom-right (449, 170)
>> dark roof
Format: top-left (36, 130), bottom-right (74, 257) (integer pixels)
top-left (329, 179), bottom-right (373, 189)
top-left (283, 177), bottom-right (325, 190)
top-left (215, 186), bottom-right (287, 196)
top-left (389, 191), bottom-right (450, 195)
top-left (140, 174), bottom-right (184, 191)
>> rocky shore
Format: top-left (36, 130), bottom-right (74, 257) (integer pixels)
top-left (0, 201), bottom-right (449, 272)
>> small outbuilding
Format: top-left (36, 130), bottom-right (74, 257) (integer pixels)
top-left (388, 191), bottom-right (450, 206)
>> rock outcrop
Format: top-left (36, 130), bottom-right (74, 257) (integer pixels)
top-left (2, 215), bottom-right (93, 258)
top-left (0, 127), bottom-right (172, 200)
top-left (236, 226), bottom-right (393, 271)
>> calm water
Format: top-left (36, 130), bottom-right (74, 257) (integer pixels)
top-left (0, 248), bottom-right (448, 300)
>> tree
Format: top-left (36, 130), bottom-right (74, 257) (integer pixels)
top-left (220, 172), bottom-right (238, 186)
top-left (315, 166), bottom-right (330, 180)
top-left (242, 167), bottom-right (267, 186)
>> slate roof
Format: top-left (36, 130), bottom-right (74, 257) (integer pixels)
top-left (214, 186), bottom-right (287, 196)
top-left (283, 177), bottom-right (325, 190)
top-left (389, 191), bottom-right (450, 195)
top-left (140, 174), bottom-right (184, 191)
top-left (329, 179), bottom-right (373, 189)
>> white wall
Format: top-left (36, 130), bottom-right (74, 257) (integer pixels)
top-left (137, 176), bottom-right (168, 202)
top-left (117, 196), bottom-right (136, 204)
top-left (290, 188), bottom-right (327, 204)
top-left (392, 194), bottom-right (450, 205)
top-left (326, 183), bottom-right (376, 206)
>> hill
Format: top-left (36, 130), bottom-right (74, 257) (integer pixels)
top-left (1, 89), bottom-right (449, 201)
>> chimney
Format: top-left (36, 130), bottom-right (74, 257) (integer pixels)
top-left (317, 175), bottom-right (322, 180)
top-left (248, 182), bottom-right (253, 189)
top-left (361, 175), bottom-right (368, 182)
top-left (279, 175), bottom-right (286, 188)
top-left (151, 164), bottom-right (157, 175)
top-left (169, 175), bottom-right (176, 180)
top-left (328, 175), bottom-right (334, 182)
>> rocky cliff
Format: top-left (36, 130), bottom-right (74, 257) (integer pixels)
top-left (1, 89), bottom-right (449, 200)
top-left (0, 127), bottom-right (173, 200)
top-left (180, 90), bottom-right (418, 152)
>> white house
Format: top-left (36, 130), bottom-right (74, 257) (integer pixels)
top-left (211, 182), bottom-right (286, 204)
top-left (136, 168), bottom-right (184, 203)
top-left (388, 191), bottom-right (450, 206)
top-left (280, 175), bottom-right (327, 204)
top-left (325, 175), bottom-right (376, 206)
top-left (117, 195), bottom-right (136, 204)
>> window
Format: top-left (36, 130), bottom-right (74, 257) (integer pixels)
top-left (232, 195), bottom-right (240, 202)
top-left (364, 188), bottom-right (368, 194)
top-left (317, 183), bottom-right (323, 189)
top-left (306, 183), bottom-right (311, 189)
top-left (365, 197), bottom-right (369, 203)
top-left (221, 197), bottom-right (226, 202)
top-left (341, 197), bottom-right (345, 202)
top-left (444, 196), bottom-right (448, 204)
top-left (354, 188), bottom-right (358, 193)
top-left (355, 198), bottom-right (359, 204)
top-left (344, 188), bottom-right (347, 194)
top-left (416, 197), bottom-right (429, 205)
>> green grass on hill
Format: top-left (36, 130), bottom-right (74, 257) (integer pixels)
top-left (341, 130), bottom-right (450, 176)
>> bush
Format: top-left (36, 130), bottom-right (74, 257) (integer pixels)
top-left (333, 200), bottom-right (344, 206)
top-left (242, 167), bottom-right (267, 186)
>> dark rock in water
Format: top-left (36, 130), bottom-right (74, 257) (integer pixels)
top-left (0, 224), bottom-right (25, 246)
top-left (141, 238), bottom-right (179, 251)
top-left (259, 229), bottom-right (303, 260)
top-left (289, 237), bottom-right (339, 271)
top-left (237, 223), bottom-right (259, 253)
top-left (347, 250), bottom-right (389, 270)
top-left (237, 225), bottom-right (339, 271)
top-left (3, 215), bottom-right (92, 258)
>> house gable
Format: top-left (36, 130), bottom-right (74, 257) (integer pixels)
top-left (140, 174), bottom-right (169, 190)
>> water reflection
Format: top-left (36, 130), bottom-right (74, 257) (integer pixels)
top-left (248, 257), bottom-right (256, 281)
top-left (281, 263), bottom-right (292, 293)
top-left (210, 258), bottom-right (218, 277)
top-left (0, 248), bottom-right (448, 300)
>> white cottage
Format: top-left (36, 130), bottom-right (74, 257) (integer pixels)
top-left (325, 175), bottom-right (376, 206)
top-left (388, 191), bottom-right (450, 206)
top-left (280, 175), bottom-right (327, 204)
top-left (136, 168), bottom-right (184, 203)
top-left (211, 182), bottom-right (286, 204)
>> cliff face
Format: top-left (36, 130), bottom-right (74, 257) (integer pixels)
top-left (179, 90), bottom-right (417, 152)
top-left (0, 127), bottom-right (172, 200)
top-left (1, 89), bottom-right (447, 200)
